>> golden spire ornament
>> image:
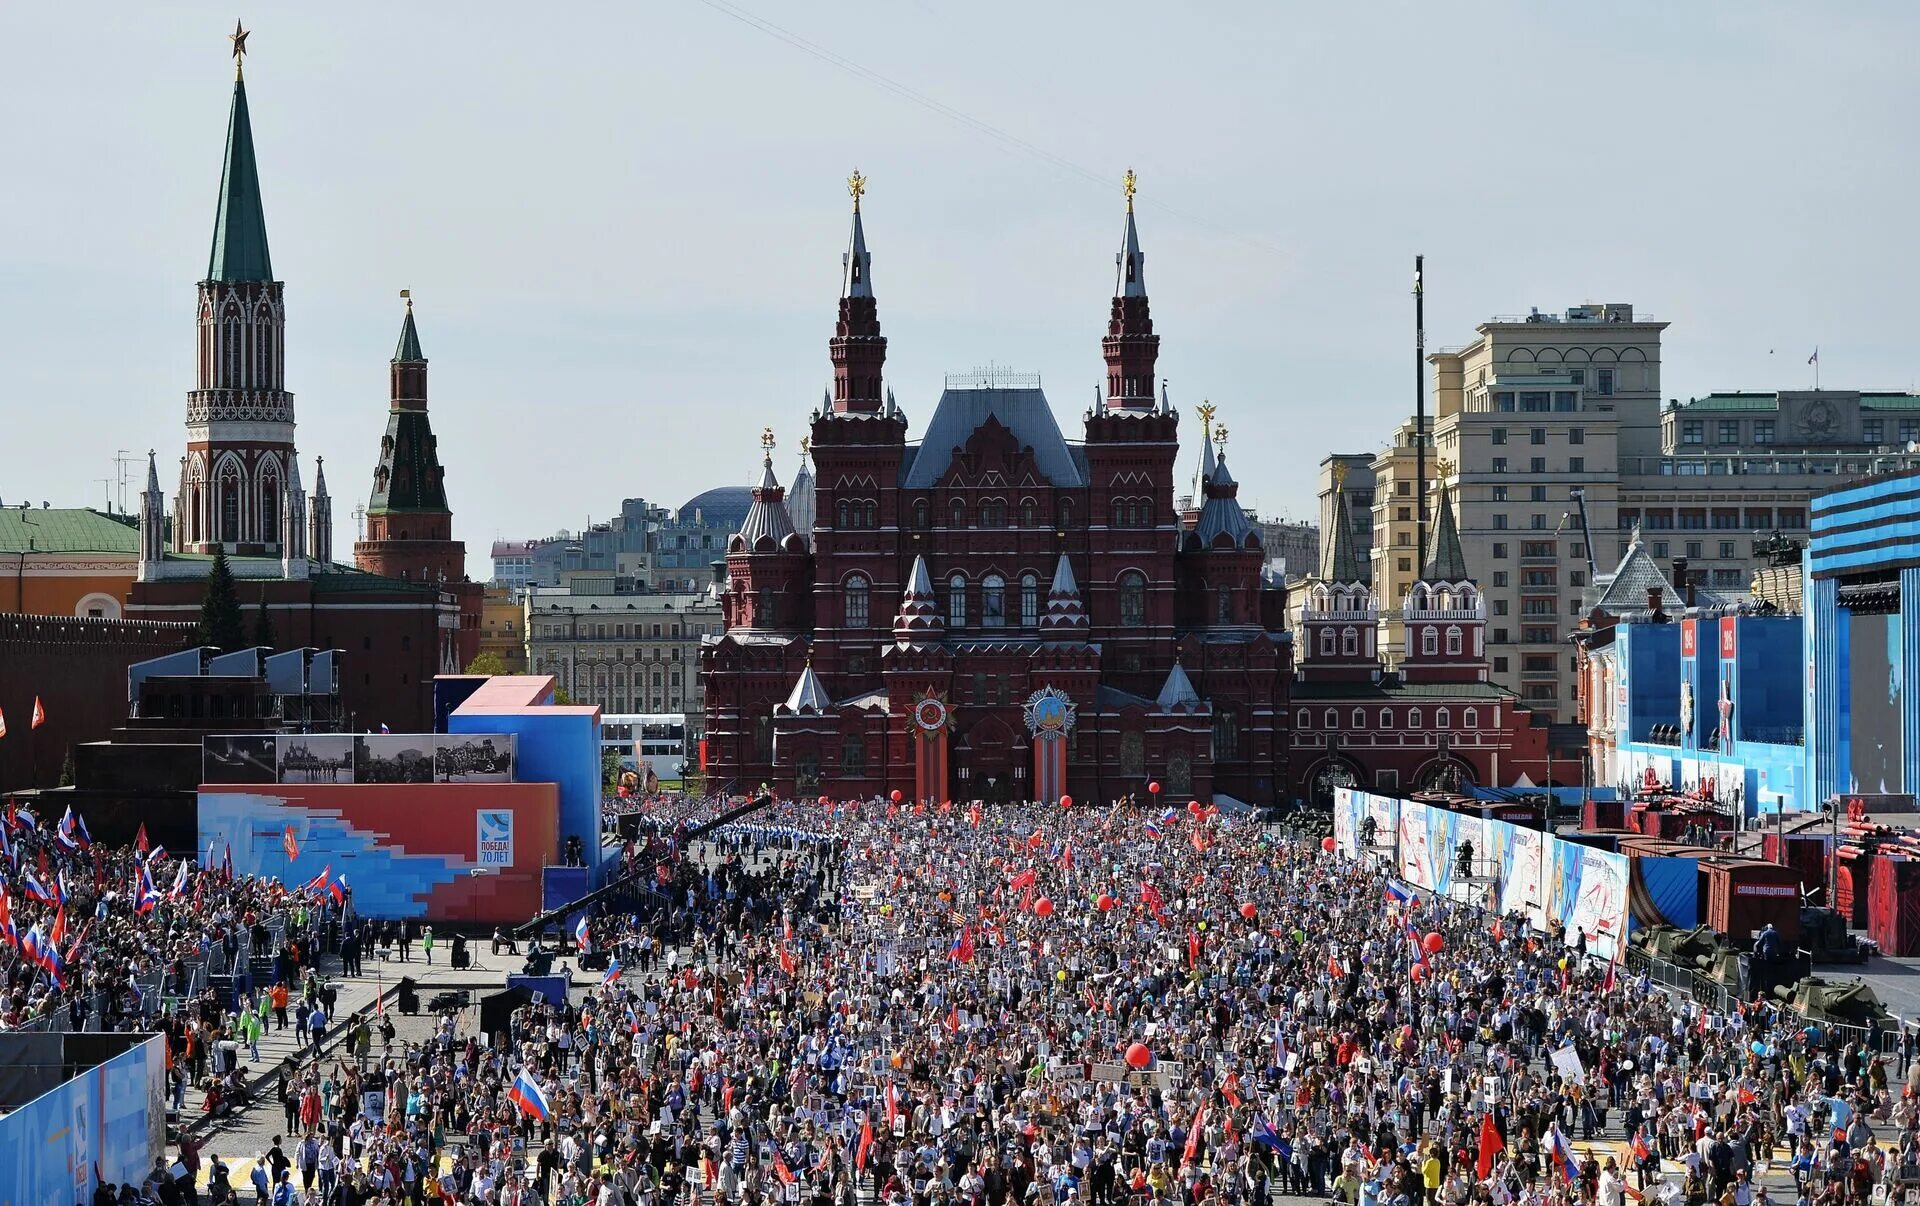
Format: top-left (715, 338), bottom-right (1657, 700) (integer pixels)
top-left (848, 169), bottom-right (867, 212)
top-left (798, 436), bottom-right (811, 458)
top-left (229, 20), bottom-right (251, 79)
top-left (1123, 168), bottom-right (1138, 212)
top-left (1214, 424), bottom-right (1229, 449)
top-left (760, 427), bottom-right (776, 452)
top-left (1194, 400), bottom-right (1215, 437)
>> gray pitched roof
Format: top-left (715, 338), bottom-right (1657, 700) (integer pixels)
top-left (901, 387), bottom-right (1084, 488)
top-left (1420, 479), bottom-right (1469, 583)
top-left (1590, 538), bottom-right (1727, 613)
top-left (783, 661), bottom-right (831, 713)
top-left (1321, 491), bottom-right (1366, 585)
top-left (1155, 660), bottom-right (1202, 710)
top-left (736, 455), bottom-right (798, 548)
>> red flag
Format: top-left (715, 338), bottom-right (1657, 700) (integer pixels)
top-left (1476, 1111), bottom-right (1505, 1179)
top-left (857, 1117), bottom-right (875, 1172)
top-left (969, 803), bottom-right (981, 828)
top-left (30, 697), bottom-right (44, 730)
top-left (1187, 930), bottom-right (1201, 968)
top-left (1182, 1104), bottom-right (1207, 1167)
top-left (884, 1082), bottom-right (900, 1128)
top-left (778, 945), bottom-right (796, 976)
top-left (134, 823), bottom-right (149, 855)
top-left (1328, 955), bottom-right (1346, 978)
top-left (1602, 949), bottom-right (1620, 994)
top-left (281, 825), bottom-right (299, 863)
top-left (1026, 832), bottom-right (1046, 851)
top-left (773, 1154), bottom-right (796, 1186)
top-left (48, 904), bottom-right (67, 949)
top-left (945, 1004), bottom-right (960, 1033)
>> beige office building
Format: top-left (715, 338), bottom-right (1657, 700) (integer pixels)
top-left (524, 579), bottom-right (724, 733)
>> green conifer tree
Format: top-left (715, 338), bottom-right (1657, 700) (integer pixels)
top-left (197, 548), bottom-right (247, 650)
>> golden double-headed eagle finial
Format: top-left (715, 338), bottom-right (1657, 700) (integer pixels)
top-left (1214, 425), bottom-right (1229, 448)
top-left (1434, 457), bottom-right (1454, 478)
top-left (1332, 462), bottom-right (1349, 491)
top-left (1123, 168), bottom-right (1138, 212)
top-left (760, 427), bottom-right (776, 453)
top-left (1194, 400), bottom-right (1216, 434)
top-left (848, 169), bottom-right (867, 211)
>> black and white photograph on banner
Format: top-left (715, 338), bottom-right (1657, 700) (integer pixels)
top-left (275, 734), bottom-right (356, 784)
top-left (353, 734), bottom-right (435, 784)
top-left (200, 734), bottom-right (278, 785)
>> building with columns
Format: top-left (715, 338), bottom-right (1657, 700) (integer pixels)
top-left (122, 37), bottom-right (475, 731)
top-left (701, 175), bottom-right (1291, 805)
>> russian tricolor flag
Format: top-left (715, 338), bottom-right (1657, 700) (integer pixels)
top-left (574, 915), bottom-right (591, 955)
top-left (1547, 1125), bottom-right (1580, 1185)
top-left (507, 1069), bottom-right (551, 1120)
top-left (1384, 883), bottom-right (1413, 906)
top-left (603, 956), bottom-right (623, 984)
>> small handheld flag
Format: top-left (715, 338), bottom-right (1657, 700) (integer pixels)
top-left (30, 697), bottom-right (45, 730)
top-left (574, 915), bottom-right (591, 954)
top-left (281, 825), bottom-right (299, 863)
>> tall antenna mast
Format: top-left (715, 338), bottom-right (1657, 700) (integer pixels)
top-left (114, 449), bottom-right (138, 514)
top-left (1414, 255), bottom-right (1428, 565)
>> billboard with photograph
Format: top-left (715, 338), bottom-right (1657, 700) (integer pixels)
top-left (276, 734), bottom-right (356, 784)
top-left (202, 734), bottom-right (279, 785)
top-left (436, 734), bottom-right (515, 783)
top-left (354, 735), bottom-right (436, 784)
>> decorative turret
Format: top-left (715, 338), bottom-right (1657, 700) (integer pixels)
top-left (137, 451), bottom-right (166, 581)
top-left (1193, 428), bottom-right (1256, 549)
top-left (781, 657), bottom-right (832, 714)
top-left (281, 451), bottom-right (308, 576)
top-left (829, 171), bottom-right (887, 415)
top-left (1102, 169), bottom-right (1159, 411)
top-left (208, 22), bottom-right (272, 285)
top-left (1320, 469), bottom-right (1367, 586)
top-left (734, 430), bottom-right (802, 552)
top-left (1155, 657), bottom-right (1204, 712)
top-left (889, 554), bottom-right (942, 645)
top-left (1298, 462), bottom-right (1379, 682)
top-left (788, 437), bottom-right (816, 545)
top-left (1401, 468), bottom-right (1487, 684)
top-left (1040, 552), bottom-right (1091, 636)
top-left (309, 456), bottom-right (332, 566)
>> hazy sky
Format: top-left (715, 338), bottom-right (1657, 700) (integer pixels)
top-left (4, 4), bottom-right (1918, 580)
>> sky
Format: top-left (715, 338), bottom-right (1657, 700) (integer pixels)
top-left (3, 4), bottom-right (1918, 581)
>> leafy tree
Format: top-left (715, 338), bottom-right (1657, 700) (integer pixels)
top-left (58, 749), bottom-right (75, 788)
top-left (465, 651), bottom-right (509, 677)
top-left (196, 548), bottom-right (246, 651)
top-left (252, 591), bottom-right (276, 651)
top-left (552, 687), bottom-right (575, 706)
top-left (602, 746), bottom-right (624, 787)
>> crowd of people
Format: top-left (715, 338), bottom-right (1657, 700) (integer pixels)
top-left (146, 791), bottom-right (1915, 1206)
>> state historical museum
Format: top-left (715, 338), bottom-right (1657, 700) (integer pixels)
top-left (700, 176), bottom-right (1291, 805)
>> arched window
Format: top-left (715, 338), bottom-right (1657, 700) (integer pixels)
top-left (218, 464), bottom-right (241, 543)
top-left (1020, 573), bottom-right (1040, 626)
top-left (256, 320), bottom-right (275, 386)
top-left (1435, 707), bottom-right (1451, 729)
top-left (1407, 708), bottom-right (1422, 729)
top-left (1422, 626), bottom-right (1438, 656)
top-left (981, 499), bottom-right (1004, 528)
top-left (1341, 626), bottom-right (1358, 657)
top-left (223, 317), bottom-right (242, 386)
top-left (259, 468), bottom-right (279, 544)
top-left (837, 499), bottom-right (850, 529)
top-left (1352, 708), bottom-right (1366, 729)
top-left (1324, 709), bottom-right (1337, 730)
top-left (1445, 626), bottom-right (1462, 655)
top-left (1212, 708), bottom-right (1241, 759)
top-left (947, 573), bottom-right (967, 627)
top-left (1119, 732), bottom-right (1146, 777)
top-left (913, 498), bottom-right (930, 529)
top-left (1379, 708), bottom-right (1393, 729)
top-left (1020, 498), bottom-right (1036, 527)
top-left (757, 588), bottom-right (777, 627)
top-left (1118, 571), bottom-right (1147, 626)
top-left (1217, 587), bottom-right (1233, 623)
top-left (1298, 710), bottom-right (1310, 730)
top-left (1320, 628), bottom-right (1336, 657)
top-left (950, 499), bottom-right (966, 529)
top-left (845, 575), bottom-right (869, 627)
top-left (1463, 707), bottom-right (1479, 729)
top-left (1057, 497), bottom-right (1074, 529)
top-left (863, 500), bottom-right (878, 529)
top-left (981, 574), bottom-right (1006, 627)
top-left (1167, 749), bottom-right (1192, 796)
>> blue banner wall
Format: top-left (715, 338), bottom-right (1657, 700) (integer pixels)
top-left (0, 1035), bottom-right (165, 1204)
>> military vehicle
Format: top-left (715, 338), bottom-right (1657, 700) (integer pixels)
top-left (1798, 906), bottom-right (1872, 964)
top-left (1773, 976), bottom-right (1898, 1030)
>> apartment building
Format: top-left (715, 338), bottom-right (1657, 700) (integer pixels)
top-left (524, 579), bottom-right (723, 733)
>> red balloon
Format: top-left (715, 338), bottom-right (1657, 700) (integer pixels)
top-left (818, 795), bottom-right (831, 807)
top-left (1321, 837), bottom-right (1337, 853)
top-left (1239, 902), bottom-right (1258, 921)
top-left (1410, 963), bottom-right (1427, 982)
top-left (1125, 1042), bottom-right (1153, 1070)
top-left (1148, 782), bottom-right (1162, 795)
top-left (1187, 801), bottom-right (1203, 817)
top-left (1422, 931), bottom-right (1445, 954)
top-left (1034, 897), bottom-right (1055, 918)
top-left (1096, 894), bottom-right (1116, 912)
top-left (1059, 795), bottom-right (1073, 809)
top-left (890, 789), bottom-right (903, 803)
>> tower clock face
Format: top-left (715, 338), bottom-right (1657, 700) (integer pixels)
top-left (914, 697), bottom-right (949, 732)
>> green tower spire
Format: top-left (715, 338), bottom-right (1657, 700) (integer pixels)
top-left (394, 294), bottom-right (424, 362)
top-left (207, 73), bottom-right (274, 282)
top-left (1421, 478), bottom-right (1470, 583)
